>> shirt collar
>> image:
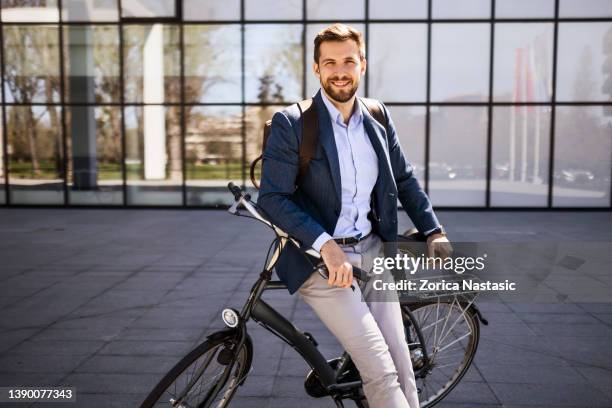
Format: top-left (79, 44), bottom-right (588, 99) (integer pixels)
top-left (320, 89), bottom-right (363, 129)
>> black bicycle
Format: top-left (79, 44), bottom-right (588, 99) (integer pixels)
top-left (140, 182), bottom-right (488, 408)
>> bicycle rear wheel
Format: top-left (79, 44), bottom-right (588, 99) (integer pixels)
top-left (402, 298), bottom-right (480, 408)
top-left (140, 330), bottom-right (253, 408)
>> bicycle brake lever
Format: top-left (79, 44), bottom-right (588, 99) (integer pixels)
top-left (228, 200), bottom-right (240, 215)
top-left (316, 265), bottom-right (356, 291)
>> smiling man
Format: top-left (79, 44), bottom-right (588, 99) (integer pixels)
top-left (257, 23), bottom-right (451, 408)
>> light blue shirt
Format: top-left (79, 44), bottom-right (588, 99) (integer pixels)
top-left (311, 91), bottom-right (379, 252)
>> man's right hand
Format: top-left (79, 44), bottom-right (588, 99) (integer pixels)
top-left (320, 240), bottom-right (353, 288)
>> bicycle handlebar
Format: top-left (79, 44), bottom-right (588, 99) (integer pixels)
top-left (228, 181), bottom-right (243, 201)
top-left (227, 182), bottom-right (372, 283)
top-left (315, 263), bottom-right (370, 283)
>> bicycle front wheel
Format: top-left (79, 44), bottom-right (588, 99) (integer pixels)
top-left (140, 330), bottom-right (253, 408)
top-left (402, 298), bottom-right (480, 408)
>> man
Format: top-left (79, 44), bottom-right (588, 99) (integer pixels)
top-left (257, 23), bottom-right (451, 408)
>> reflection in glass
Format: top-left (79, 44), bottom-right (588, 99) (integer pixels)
top-left (6, 105), bottom-right (64, 204)
top-left (0, 107), bottom-right (4, 205)
top-left (557, 23), bottom-right (612, 102)
top-left (183, 0), bottom-right (240, 21)
top-left (370, 0), bottom-right (427, 19)
top-left (494, 24), bottom-right (553, 102)
top-left (553, 106), bottom-right (611, 207)
top-left (123, 24), bottom-right (180, 103)
top-left (184, 25), bottom-right (241, 103)
top-left (245, 105), bottom-right (284, 192)
top-left (67, 106), bottom-right (122, 205)
top-left (1, 0), bottom-right (59, 22)
top-left (496, 0), bottom-right (554, 18)
top-left (245, 25), bottom-right (302, 103)
top-left (388, 106), bottom-right (426, 182)
top-left (121, 0), bottom-right (175, 18)
top-left (307, 0), bottom-right (364, 20)
top-left (246, 0), bottom-right (301, 20)
top-left (124, 105), bottom-right (182, 205)
top-left (306, 23), bottom-right (366, 98)
top-left (431, 24), bottom-right (490, 102)
top-left (2, 25), bottom-right (60, 104)
top-left (433, 0), bottom-right (490, 19)
top-left (186, 106), bottom-right (243, 206)
top-left (559, 0), bottom-right (612, 18)
top-left (63, 26), bottom-right (120, 103)
top-left (491, 106), bottom-right (550, 207)
top-left (369, 24), bottom-right (427, 102)
top-left (429, 107), bottom-right (488, 206)
top-left (62, 0), bottom-right (118, 21)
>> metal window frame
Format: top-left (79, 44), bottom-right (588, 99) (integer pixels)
top-left (0, 0), bottom-right (610, 210)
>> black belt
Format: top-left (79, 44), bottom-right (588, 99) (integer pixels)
top-left (334, 233), bottom-right (370, 246)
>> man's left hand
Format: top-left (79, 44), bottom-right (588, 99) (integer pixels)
top-left (427, 233), bottom-right (453, 259)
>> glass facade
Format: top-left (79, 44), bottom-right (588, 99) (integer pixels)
top-left (0, 0), bottom-right (610, 208)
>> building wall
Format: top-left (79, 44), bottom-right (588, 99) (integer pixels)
top-left (0, 0), bottom-right (610, 208)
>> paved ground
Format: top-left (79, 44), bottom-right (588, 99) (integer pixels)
top-left (1, 209), bottom-right (612, 408)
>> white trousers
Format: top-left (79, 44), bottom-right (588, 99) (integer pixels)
top-left (298, 234), bottom-right (420, 408)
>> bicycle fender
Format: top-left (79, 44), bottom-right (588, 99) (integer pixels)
top-left (206, 328), bottom-right (239, 342)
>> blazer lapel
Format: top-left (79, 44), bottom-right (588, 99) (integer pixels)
top-left (313, 91), bottom-right (342, 206)
top-left (362, 105), bottom-right (398, 193)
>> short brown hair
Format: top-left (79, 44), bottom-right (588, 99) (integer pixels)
top-left (313, 23), bottom-right (366, 63)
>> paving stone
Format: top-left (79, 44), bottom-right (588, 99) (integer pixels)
top-left (1, 209), bottom-right (611, 408)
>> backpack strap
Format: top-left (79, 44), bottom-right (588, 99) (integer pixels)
top-left (358, 97), bottom-right (387, 129)
top-left (296, 99), bottom-right (318, 182)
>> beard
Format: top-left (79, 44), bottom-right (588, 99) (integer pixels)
top-left (321, 75), bottom-right (360, 103)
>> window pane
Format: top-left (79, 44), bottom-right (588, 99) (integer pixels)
top-left (431, 24), bottom-right (490, 102)
top-left (433, 0), bottom-right (491, 19)
top-left (245, 106), bottom-right (283, 191)
top-left (306, 23), bottom-right (365, 98)
top-left (0, 107), bottom-right (5, 205)
top-left (183, 0), bottom-right (240, 21)
top-left (123, 24), bottom-right (181, 103)
top-left (553, 106), bottom-right (611, 207)
top-left (307, 0), bottom-right (364, 20)
top-left (3, 25), bottom-right (61, 104)
top-left (245, 24), bottom-right (302, 103)
top-left (184, 25), bottom-right (241, 103)
top-left (369, 24), bottom-right (427, 102)
top-left (121, 0), bottom-right (175, 18)
top-left (186, 105), bottom-right (243, 206)
top-left (1, 0), bottom-right (59, 22)
top-left (63, 26), bottom-right (120, 103)
top-left (494, 23), bottom-right (553, 102)
top-left (67, 106), bottom-right (123, 205)
top-left (389, 106), bottom-right (426, 181)
top-left (370, 0), bottom-right (427, 19)
top-left (560, 0), bottom-right (612, 18)
top-left (491, 106), bottom-right (551, 207)
top-left (7, 105), bottom-right (64, 204)
top-left (62, 0), bottom-right (118, 21)
top-left (125, 105), bottom-right (182, 205)
top-left (429, 106), bottom-right (488, 206)
top-left (246, 0), bottom-right (301, 20)
top-left (556, 23), bottom-right (612, 102)
top-left (496, 0), bottom-right (554, 18)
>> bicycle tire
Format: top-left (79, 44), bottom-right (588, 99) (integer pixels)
top-left (402, 300), bottom-right (480, 408)
top-left (140, 330), bottom-right (253, 408)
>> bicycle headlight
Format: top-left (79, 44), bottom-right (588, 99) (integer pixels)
top-left (221, 308), bottom-right (240, 328)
